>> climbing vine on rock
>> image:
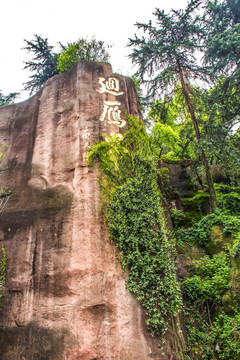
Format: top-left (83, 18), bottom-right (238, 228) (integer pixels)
top-left (88, 115), bottom-right (182, 336)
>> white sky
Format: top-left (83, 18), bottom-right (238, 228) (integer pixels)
top-left (0, 0), bottom-right (188, 101)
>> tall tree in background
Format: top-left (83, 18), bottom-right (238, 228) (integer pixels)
top-left (202, 0), bottom-right (240, 120)
top-left (129, 0), bottom-right (217, 211)
top-left (203, 0), bottom-right (240, 116)
top-left (201, 0), bottom-right (240, 184)
top-left (203, 0), bottom-right (240, 79)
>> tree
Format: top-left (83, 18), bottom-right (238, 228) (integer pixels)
top-left (149, 87), bottom-right (196, 160)
top-left (0, 91), bottom-right (19, 106)
top-left (200, 0), bottom-right (240, 184)
top-left (57, 38), bottom-right (110, 73)
top-left (22, 34), bottom-right (59, 95)
top-left (23, 35), bottom-right (111, 95)
top-left (199, 84), bottom-right (240, 185)
top-left (149, 83), bottom-right (240, 185)
top-left (202, 0), bottom-right (240, 124)
top-left (203, 0), bottom-right (240, 79)
top-left (129, 0), bottom-right (217, 211)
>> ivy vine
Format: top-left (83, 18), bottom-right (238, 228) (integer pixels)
top-left (88, 115), bottom-right (182, 336)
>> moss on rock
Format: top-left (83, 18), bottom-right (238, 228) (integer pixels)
top-left (206, 225), bottom-right (226, 255)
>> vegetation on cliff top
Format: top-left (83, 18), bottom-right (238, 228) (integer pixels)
top-left (0, 91), bottom-right (19, 107)
top-left (22, 35), bottom-right (110, 95)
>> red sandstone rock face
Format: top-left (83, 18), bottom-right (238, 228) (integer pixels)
top-left (0, 61), bottom-right (163, 359)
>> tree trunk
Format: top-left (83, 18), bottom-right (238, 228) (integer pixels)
top-left (178, 63), bottom-right (217, 211)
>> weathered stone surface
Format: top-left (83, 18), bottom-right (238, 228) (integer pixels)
top-left (0, 61), bottom-right (167, 359)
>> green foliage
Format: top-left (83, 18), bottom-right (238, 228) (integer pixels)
top-left (170, 209), bottom-right (187, 229)
top-left (231, 234), bottom-right (240, 258)
top-left (197, 1), bottom-right (240, 187)
top-left (212, 312), bottom-right (240, 359)
top-left (183, 252), bottom-right (230, 303)
top-left (148, 91), bottom-right (196, 160)
top-left (57, 38), bottom-right (110, 73)
top-left (176, 210), bottom-right (240, 246)
top-left (148, 81), bottom-right (240, 186)
top-left (23, 35), bottom-right (110, 94)
top-left (185, 310), bottom-right (240, 359)
top-left (23, 34), bottom-right (59, 95)
top-left (216, 184), bottom-right (240, 195)
top-left (157, 167), bottom-right (174, 200)
top-left (181, 225), bottom-right (239, 359)
top-left (128, 0), bottom-right (205, 99)
top-left (0, 243), bottom-right (6, 308)
top-left (203, 0), bottom-right (240, 78)
top-left (185, 308), bottom-right (240, 359)
top-left (0, 91), bottom-right (19, 106)
top-left (216, 185), bottom-right (240, 214)
top-left (199, 83), bottom-right (240, 186)
top-left (108, 157), bottom-right (182, 335)
top-left (150, 122), bottom-right (179, 158)
top-left (174, 188), bottom-right (240, 358)
top-left (221, 193), bottom-right (240, 215)
top-left (185, 316), bottom-right (214, 359)
top-left (88, 115), bottom-right (182, 336)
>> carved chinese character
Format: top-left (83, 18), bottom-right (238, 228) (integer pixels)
top-left (97, 77), bottom-right (124, 96)
top-left (81, 127), bottom-right (91, 162)
top-left (82, 128), bottom-right (90, 140)
top-left (99, 101), bottom-right (126, 128)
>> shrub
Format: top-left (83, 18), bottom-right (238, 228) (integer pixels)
top-left (222, 193), bottom-right (240, 215)
top-left (57, 38), bottom-right (110, 73)
top-left (183, 252), bottom-right (230, 303)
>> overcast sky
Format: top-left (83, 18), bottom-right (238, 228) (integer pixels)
top-left (0, 0), bottom-right (189, 101)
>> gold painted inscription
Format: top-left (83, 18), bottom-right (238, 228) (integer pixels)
top-left (100, 101), bottom-right (126, 128)
top-left (97, 77), bottom-right (126, 128)
top-left (82, 127), bottom-right (91, 162)
top-left (97, 77), bottom-right (124, 96)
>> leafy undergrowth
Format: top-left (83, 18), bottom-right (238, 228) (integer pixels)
top-left (87, 116), bottom-right (240, 358)
top-left (174, 184), bottom-right (240, 359)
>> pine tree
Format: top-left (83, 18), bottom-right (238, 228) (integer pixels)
top-left (129, 0), bottom-right (217, 211)
top-left (203, 0), bottom-right (240, 78)
top-left (22, 34), bottom-right (59, 95)
top-left (201, 0), bottom-right (240, 184)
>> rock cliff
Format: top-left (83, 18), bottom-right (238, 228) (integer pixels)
top-left (0, 61), bottom-right (163, 359)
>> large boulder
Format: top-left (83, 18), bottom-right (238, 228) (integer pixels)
top-left (0, 61), bottom-right (166, 359)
